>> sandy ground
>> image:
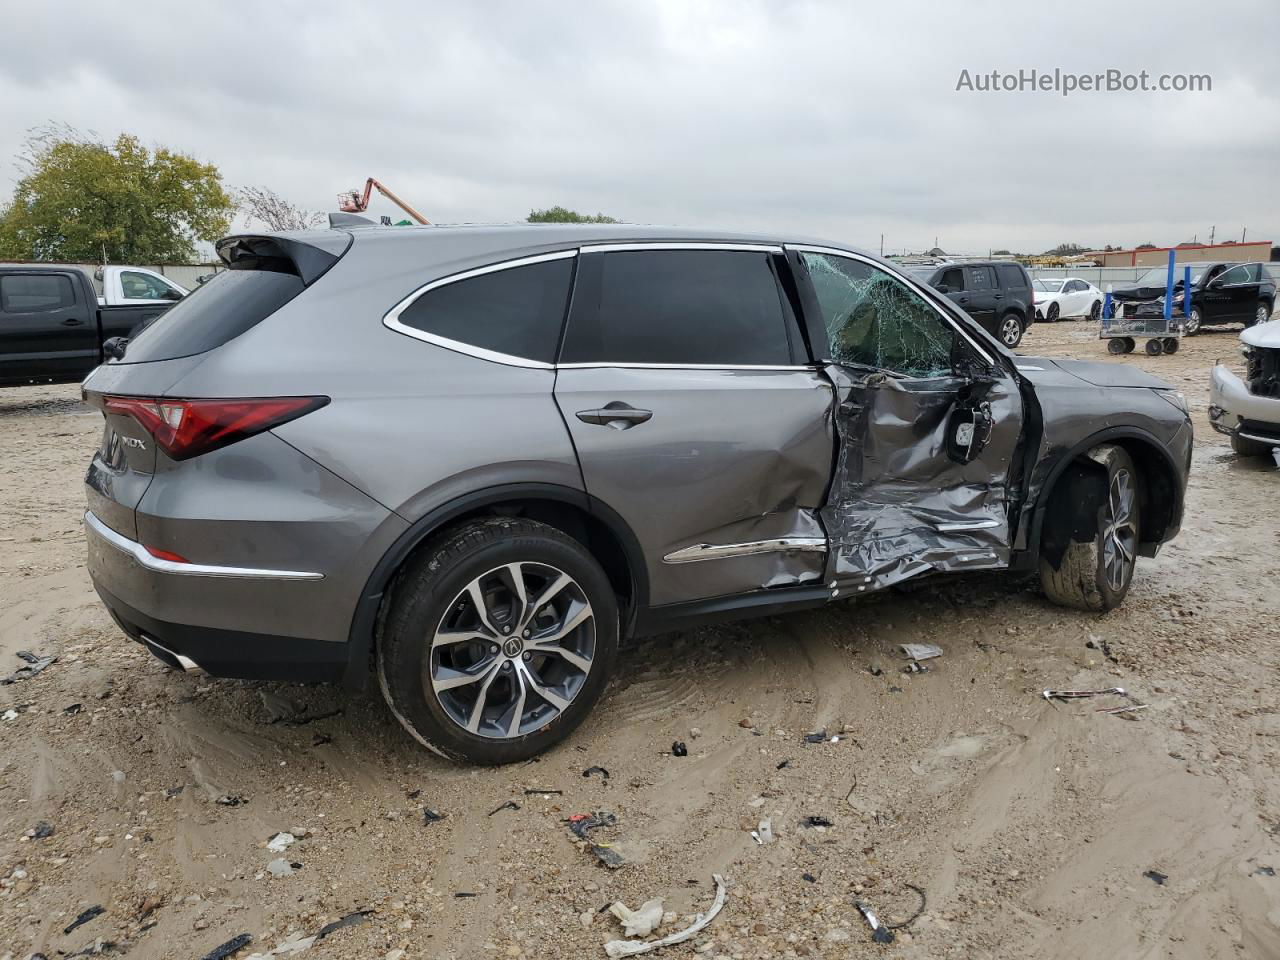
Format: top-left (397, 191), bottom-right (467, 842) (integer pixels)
top-left (1, 320), bottom-right (1279, 960)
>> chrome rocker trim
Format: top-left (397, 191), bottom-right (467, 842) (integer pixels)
top-left (663, 537), bottom-right (827, 564)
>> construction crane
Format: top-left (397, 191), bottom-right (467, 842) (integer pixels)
top-left (337, 178), bottom-right (430, 225)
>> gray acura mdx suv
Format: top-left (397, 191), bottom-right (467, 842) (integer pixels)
top-left (83, 223), bottom-right (1192, 763)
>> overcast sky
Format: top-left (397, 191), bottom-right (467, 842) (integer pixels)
top-left (2, 0), bottom-right (1276, 256)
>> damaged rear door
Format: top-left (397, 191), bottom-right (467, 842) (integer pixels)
top-left (555, 244), bottom-right (833, 607)
top-left (792, 248), bottom-right (1025, 592)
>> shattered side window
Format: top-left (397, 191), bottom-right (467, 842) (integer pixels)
top-left (802, 253), bottom-right (955, 378)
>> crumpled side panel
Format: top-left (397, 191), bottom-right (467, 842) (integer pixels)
top-left (822, 365), bottom-right (1022, 590)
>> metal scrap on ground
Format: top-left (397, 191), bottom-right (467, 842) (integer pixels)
top-left (566, 812), bottom-right (625, 868)
top-left (1, 650), bottom-right (57, 684)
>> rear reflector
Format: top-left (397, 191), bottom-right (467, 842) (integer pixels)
top-left (102, 395), bottom-right (329, 461)
top-left (143, 545), bottom-right (190, 564)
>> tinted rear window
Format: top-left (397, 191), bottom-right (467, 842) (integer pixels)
top-left (394, 256), bottom-right (574, 364)
top-left (561, 250), bottom-right (792, 365)
top-left (1, 274), bottom-right (75, 313)
top-left (120, 269), bottom-right (304, 364)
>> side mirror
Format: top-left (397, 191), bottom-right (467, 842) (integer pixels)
top-left (163, 288), bottom-right (183, 301)
top-left (935, 283), bottom-right (951, 294)
top-left (1208, 278), bottom-right (1222, 289)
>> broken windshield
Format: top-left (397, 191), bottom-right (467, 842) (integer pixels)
top-left (802, 252), bottom-right (956, 378)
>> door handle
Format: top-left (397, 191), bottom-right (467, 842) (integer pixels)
top-left (576, 403), bottom-right (653, 429)
top-left (62, 318), bottom-right (85, 326)
top-left (957, 296), bottom-right (969, 303)
top-left (994, 293), bottom-right (1004, 300)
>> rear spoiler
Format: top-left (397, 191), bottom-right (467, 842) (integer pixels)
top-left (215, 232), bottom-right (353, 285)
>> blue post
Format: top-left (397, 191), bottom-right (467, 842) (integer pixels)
top-left (1163, 248), bottom-right (1175, 322)
top-left (1102, 289), bottom-right (1112, 322)
top-left (1184, 265), bottom-right (1192, 318)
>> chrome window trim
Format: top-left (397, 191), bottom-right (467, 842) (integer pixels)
top-left (787, 244), bottom-right (997, 367)
top-left (381, 250), bottom-right (577, 370)
top-left (85, 511), bottom-right (324, 581)
top-left (579, 242), bottom-right (784, 254)
top-left (557, 362), bottom-right (812, 371)
top-left (663, 537), bottom-right (827, 564)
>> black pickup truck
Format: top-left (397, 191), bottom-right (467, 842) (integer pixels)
top-left (0, 265), bottom-right (172, 386)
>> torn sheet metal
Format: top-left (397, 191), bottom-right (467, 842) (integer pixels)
top-left (661, 508), bottom-right (828, 592)
top-left (820, 364), bottom-right (1023, 590)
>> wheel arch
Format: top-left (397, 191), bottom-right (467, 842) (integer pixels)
top-left (1028, 426), bottom-right (1184, 568)
top-left (342, 483), bottom-right (647, 689)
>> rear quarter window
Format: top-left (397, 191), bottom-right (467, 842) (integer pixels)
top-left (996, 264), bottom-right (1029, 290)
top-left (389, 254), bottom-right (574, 365)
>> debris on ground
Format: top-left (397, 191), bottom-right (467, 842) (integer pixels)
top-left (165, 785), bottom-right (184, 798)
top-left (804, 730), bottom-right (828, 744)
top-left (454, 891), bottom-right (478, 898)
top-left (200, 933), bottom-right (253, 960)
top-left (1096, 703), bottom-right (1149, 718)
top-left (244, 931), bottom-right (316, 959)
top-left (524, 787), bottom-right (563, 795)
top-left (670, 741), bottom-right (687, 757)
top-left (868, 665), bottom-right (883, 676)
top-left (802, 873), bottom-right (817, 883)
top-left (776, 759), bottom-right (792, 769)
top-left (316, 909), bottom-right (373, 939)
top-left (3, 708), bottom-right (20, 721)
top-left (1086, 634), bottom-right (1119, 663)
top-left (259, 691), bottom-right (302, 723)
top-left (1144, 869), bottom-right (1168, 885)
top-left (63, 905), bottom-right (105, 935)
top-left (215, 794), bottom-right (246, 807)
top-left (902, 661), bottom-right (929, 674)
top-left (801, 815), bottom-right (833, 828)
top-left (854, 899), bottom-right (894, 944)
top-left (488, 800), bottom-right (520, 816)
top-left (752, 816), bottom-right (774, 845)
top-left (28, 820), bottom-right (54, 839)
top-left (1255, 866), bottom-right (1275, 877)
top-left (608, 897), bottom-right (665, 937)
top-left (422, 808), bottom-right (445, 825)
top-left (583, 766), bottom-right (610, 779)
top-left (1042, 687), bottom-right (1127, 701)
top-left (566, 812), bottom-right (625, 868)
top-left (266, 832), bottom-right (296, 853)
top-left (897, 643), bottom-right (943, 661)
top-left (63, 702), bottom-right (82, 715)
top-left (1, 650), bottom-right (57, 684)
top-left (311, 733), bottom-right (333, 746)
top-left (267, 858), bottom-right (298, 877)
top-left (604, 874), bottom-right (725, 958)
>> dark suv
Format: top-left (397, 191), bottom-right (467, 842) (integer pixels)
top-left (81, 224), bottom-right (1191, 764)
top-left (903, 260), bottom-right (1034, 348)
top-left (1110, 262), bottom-right (1276, 334)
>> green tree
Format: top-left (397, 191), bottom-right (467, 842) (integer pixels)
top-left (0, 125), bottom-right (234, 263)
top-left (527, 205), bottom-right (618, 224)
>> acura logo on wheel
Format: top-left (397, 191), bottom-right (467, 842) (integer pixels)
top-left (502, 638), bottom-right (522, 658)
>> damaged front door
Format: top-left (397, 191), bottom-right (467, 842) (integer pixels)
top-left (794, 249), bottom-right (1025, 591)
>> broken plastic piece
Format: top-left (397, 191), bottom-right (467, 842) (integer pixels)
top-left (454, 891), bottom-right (479, 898)
top-left (802, 872), bottom-right (817, 883)
top-left (671, 741), bottom-right (688, 757)
top-left (422, 808), bottom-right (446, 825)
top-left (1, 650), bottom-right (56, 685)
top-left (583, 766), bottom-right (611, 779)
top-left (801, 815), bottom-right (833, 828)
top-left (488, 800), bottom-right (520, 816)
top-left (897, 643), bottom-right (942, 661)
top-left (756, 817), bottom-right (774, 844)
top-left (316, 909), bottom-right (373, 939)
top-left (902, 661), bottom-right (929, 674)
top-left (524, 788), bottom-right (563, 795)
top-left (855, 901), bottom-right (894, 944)
top-left (30, 821), bottom-right (54, 839)
top-left (804, 730), bottom-right (828, 744)
top-left (1255, 866), bottom-right (1275, 877)
top-left (567, 812), bottom-right (625, 868)
top-left (215, 794), bottom-right (246, 806)
top-left (201, 933), bottom-right (253, 960)
top-left (266, 832), bottom-right (296, 853)
top-left (63, 905), bottom-right (104, 935)
top-left (776, 759), bottom-right (792, 769)
top-left (608, 897), bottom-right (665, 937)
top-left (604, 874), bottom-right (726, 958)
top-left (1144, 869), bottom-right (1168, 885)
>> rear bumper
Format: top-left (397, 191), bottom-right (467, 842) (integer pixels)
top-left (1208, 364), bottom-right (1280, 443)
top-left (85, 508), bottom-right (354, 683)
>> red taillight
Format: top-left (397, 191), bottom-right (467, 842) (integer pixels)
top-left (101, 395), bottom-right (329, 461)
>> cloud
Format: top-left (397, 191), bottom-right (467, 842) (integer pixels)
top-left (1, 0), bottom-right (1276, 255)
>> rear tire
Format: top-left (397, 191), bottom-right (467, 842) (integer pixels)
top-left (1184, 307), bottom-right (1202, 335)
top-left (1231, 433), bottom-right (1273, 457)
top-left (1039, 445), bottom-right (1141, 612)
top-left (999, 312), bottom-right (1024, 348)
top-left (378, 517), bottom-right (619, 765)
top-left (1090, 300), bottom-right (1101, 321)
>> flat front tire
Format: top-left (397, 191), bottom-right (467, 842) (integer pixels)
top-left (378, 517), bottom-right (619, 765)
top-left (1040, 445), bottom-right (1141, 612)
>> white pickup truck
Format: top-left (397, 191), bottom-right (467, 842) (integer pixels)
top-left (93, 265), bottom-right (188, 306)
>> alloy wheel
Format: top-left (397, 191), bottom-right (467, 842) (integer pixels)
top-left (1090, 300), bottom-right (1101, 321)
top-left (426, 562), bottom-right (595, 739)
top-left (1185, 308), bottom-right (1201, 335)
top-left (1257, 304), bottom-right (1271, 326)
top-left (1101, 469), bottom-right (1138, 592)
top-left (1000, 315), bottom-right (1021, 346)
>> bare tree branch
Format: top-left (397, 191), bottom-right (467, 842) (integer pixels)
top-left (236, 186), bottom-right (324, 231)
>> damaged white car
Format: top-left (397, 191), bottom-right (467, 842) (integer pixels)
top-left (1209, 317), bottom-right (1280, 458)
